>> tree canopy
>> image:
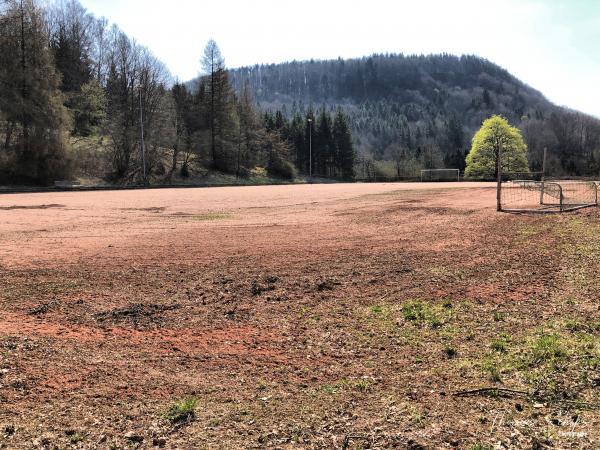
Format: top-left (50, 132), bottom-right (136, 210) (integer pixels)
top-left (465, 115), bottom-right (529, 179)
top-left (262, 107), bottom-right (355, 180)
top-left (0, 1), bottom-right (311, 185)
top-left (229, 55), bottom-right (600, 178)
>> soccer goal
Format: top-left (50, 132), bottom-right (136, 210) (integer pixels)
top-left (420, 169), bottom-right (460, 182)
top-left (500, 180), bottom-right (599, 213)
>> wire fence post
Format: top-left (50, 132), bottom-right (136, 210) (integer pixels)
top-left (138, 87), bottom-right (147, 184)
top-left (539, 147), bottom-right (547, 206)
top-left (559, 185), bottom-right (564, 212)
top-left (496, 142), bottom-right (502, 212)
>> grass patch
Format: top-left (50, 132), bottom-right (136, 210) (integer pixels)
top-left (492, 311), bottom-right (506, 322)
top-left (363, 304), bottom-right (398, 333)
top-left (320, 379), bottom-right (349, 395)
top-left (401, 300), bottom-right (450, 328)
top-left (490, 334), bottom-right (511, 353)
top-left (564, 318), bottom-right (584, 332)
top-left (0, 279), bottom-right (82, 303)
top-left (559, 217), bottom-right (600, 293)
top-left (162, 397), bottom-right (198, 423)
top-left (481, 358), bottom-right (502, 383)
top-left (322, 384), bottom-right (338, 394)
top-left (354, 379), bottom-right (373, 392)
top-left (399, 402), bottom-right (427, 428)
top-left (476, 321), bottom-right (600, 400)
top-left (66, 431), bottom-right (85, 444)
top-left (428, 266), bottom-right (466, 280)
top-left (370, 305), bottom-right (384, 315)
top-left (529, 334), bottom-right (566, 365)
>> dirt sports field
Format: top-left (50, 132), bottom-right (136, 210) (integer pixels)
top-left (1, 182), bottom-right (599, 449)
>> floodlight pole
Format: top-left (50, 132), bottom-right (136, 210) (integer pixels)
top-left (308, 118), bottom-right (312, 179)
top-left (496, 142), bottom-right (502, 212)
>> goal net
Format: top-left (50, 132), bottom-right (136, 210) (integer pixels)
top-left (501, 180), bottom-right (599, 213)
top-left (420, 169), bottom-right (460, 182)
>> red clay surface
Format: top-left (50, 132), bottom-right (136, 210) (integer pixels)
top-left (0, 181), bottom-right (598, 449)
top-left (0, 182), bottom-right (493, 268)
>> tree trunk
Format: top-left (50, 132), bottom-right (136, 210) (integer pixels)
top-left (4, 122), bottom-right (14, 151)
top-left (168, 115), bottom-right (179, 182)
top-left (20, 0), bottom-right (29, 157)
top-left (210, 67), bottom-right (216, 166)
top-left (169, 144), bottom-right (178, 182)
top-left (496, 143), bottom-right (502, 212)
top-left (236, 122), bottom-right (242, 178)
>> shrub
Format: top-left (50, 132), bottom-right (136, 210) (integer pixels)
top-left (267, 154), bottom-right (297, 180)
top-left (250, 166), bottom-right (268, 178)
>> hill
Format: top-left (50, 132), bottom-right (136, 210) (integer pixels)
top-left (228, 54), bottom-right (600, 177)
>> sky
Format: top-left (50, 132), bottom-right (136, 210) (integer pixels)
top-left (79, 0), bottom-right (600, 117)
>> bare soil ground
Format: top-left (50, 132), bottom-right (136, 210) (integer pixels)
top-left (0, 182), bottom-right (598, 449)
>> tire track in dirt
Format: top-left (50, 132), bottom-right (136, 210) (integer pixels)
top-left (0, 312), bottom-right (285, 359)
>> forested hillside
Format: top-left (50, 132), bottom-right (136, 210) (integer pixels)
top-left (229, 55), bottom-right (600, 178)
top-left (2, 0), bottom-right (599, 185)
top-left (0, 0), bottom-right (298, 185)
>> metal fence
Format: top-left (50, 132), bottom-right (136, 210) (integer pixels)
top-left (501, 180), bottom-right (599, 213)
top-left (420, 169), bottom-right (460, 182)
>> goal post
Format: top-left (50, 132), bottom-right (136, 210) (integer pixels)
top-left (420, 169), bottom-right (460, 182)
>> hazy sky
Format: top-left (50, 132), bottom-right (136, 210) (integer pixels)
top-left (79, 0), bottom-right (600, 117)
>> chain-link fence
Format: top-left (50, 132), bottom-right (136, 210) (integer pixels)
top-left (501, 180), bottom-right (598, 213)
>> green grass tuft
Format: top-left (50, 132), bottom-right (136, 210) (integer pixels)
top-left (370, 305), bottom-right (383, 315)
top-left (401, 300), bottom-right (447, 328)
top-left (67, 431), bottom-right (85, 444)
top-left (490, 335), bottom-right (510, 353)
top-left (530, 334), bottom-right (565, 365)
top-left (162, 397), bottom-right (198, 423)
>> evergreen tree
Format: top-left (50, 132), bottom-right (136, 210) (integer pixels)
top-left (170, 82), bottom-right (193, 178)
top-left (48, 0), bottom-right (93, 94)
top-left (228, 53), bottom-right (600, 178)
top-left (333, 109), bottom-right (355, 180)
top-left (304, 108), bottom-right (315, 175)
top-left (444, 114), bottom-right (465, 171)
top-left (235, 81), bottom-right (261, 177)
top-left (274, 110), bottom-right (285, 131)
top-left (263, 111), bottom-right (275, 132)
top-left (71, 79), bottom-right (106, 136)
top-left (289, 112), bottom-right (305, 170)
top-left (0, 0), bottom-right (71, 184)
top-left (201, 39), bottom-right (233, 170)
top-left (269, 107), bottom-right (356, 180)
top-left (314, 108), bottom-right (334, 177)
